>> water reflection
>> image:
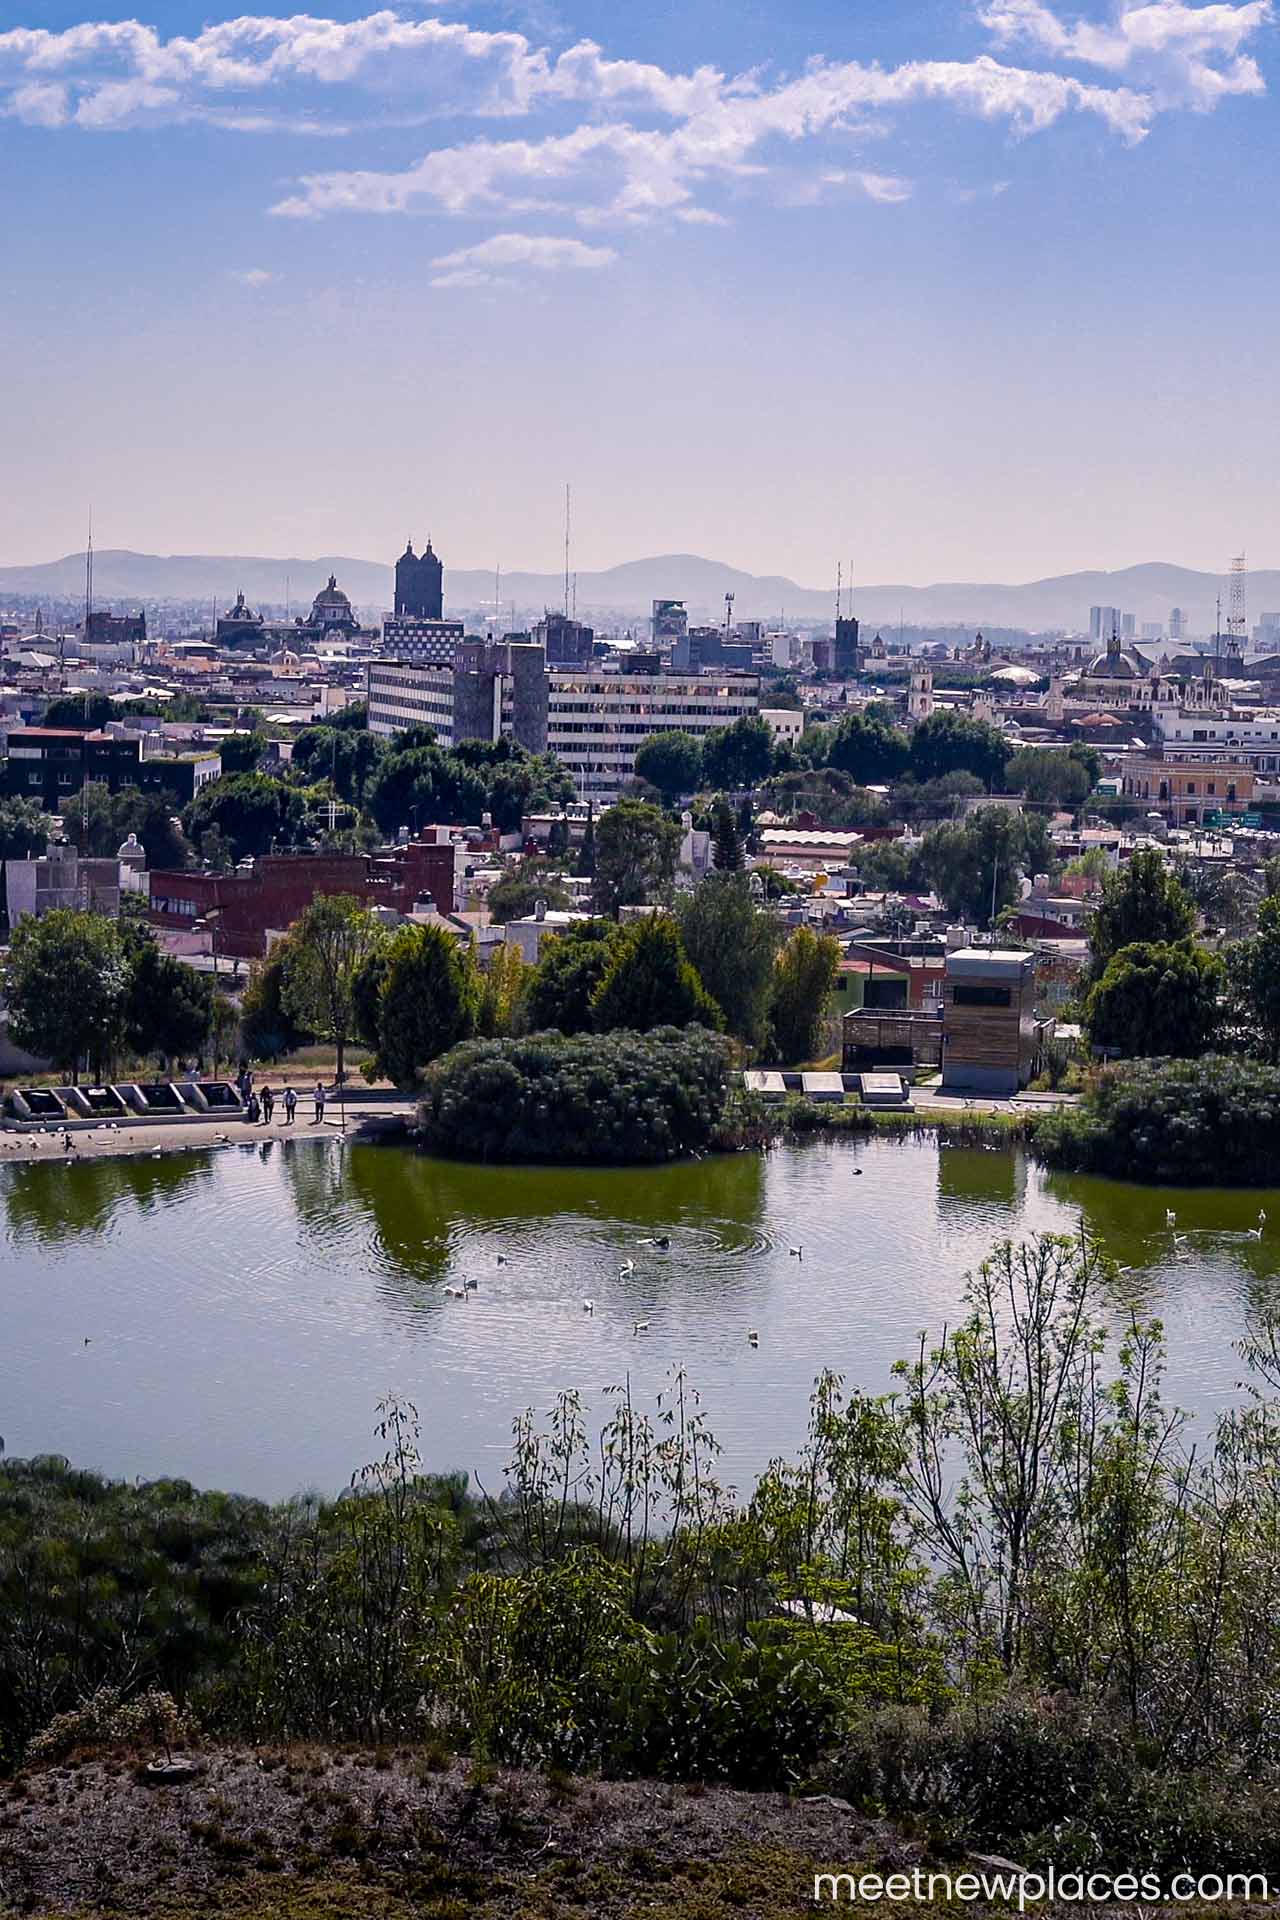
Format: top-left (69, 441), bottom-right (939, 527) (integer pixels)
top-left (2, 1149), bottom-right (213, 1248)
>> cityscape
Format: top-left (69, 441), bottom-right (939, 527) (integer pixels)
top-left (6, 0), bottom-right (1280, 1911)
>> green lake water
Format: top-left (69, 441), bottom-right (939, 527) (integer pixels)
top-left (4, 1135), bottom-right (1279, 1500)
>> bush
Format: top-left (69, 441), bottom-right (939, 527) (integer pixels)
top-left (1034, 1054), bottom-right (1280, 1185)
top-left (417, 1027), bottom-right (731, 1164)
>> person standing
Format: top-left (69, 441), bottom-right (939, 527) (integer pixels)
top-left (261, 1085), bottom-right (274, 1124)
top-left (313, 1082), bottom-right (326, 1125)
top-left (283, 1086), bottom-right (297, 1126)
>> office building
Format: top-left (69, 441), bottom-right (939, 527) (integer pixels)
top-left (368, 643), bottom-right (548, 755)
top-left (534, 611), bottom-right (594, 665)
top-left (367, 661), bottom-right (456, 741)
top-left (2, 727), bottom-right (220, 807)
top-left (546, 669), bottom-right (760, 800)
top-left (834, 616), bottom-right (861, 674)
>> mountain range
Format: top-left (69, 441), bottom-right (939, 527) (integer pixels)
top-left (0, 550), bottom-right (1272, 636)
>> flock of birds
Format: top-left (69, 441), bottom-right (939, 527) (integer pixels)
top-left (1164, 1206), bottom-right (1266, 1254)
top-left (435, 1232), bottom-right (810, 1344)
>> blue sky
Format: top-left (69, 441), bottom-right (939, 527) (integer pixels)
top-left (1, 0), bottom-right (1276, 586)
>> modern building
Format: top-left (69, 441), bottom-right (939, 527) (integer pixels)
top-left (534, 611), bottom-right (594, 666)
top-left (940, 947), bottom-right (1039, 1097)
top-left (2, 728), bottom-right (220, 807)
top-left (652, 600), bottom-right (688, 648)
top-left (367, 644), bottom-right (549, 754)
top-left (546, 669), bottom-right (761, 800)
top-left (394, 539), bottom-right (444, 620)
top-left (1089, 605), bottom-right (1125, 645)
top-left (366, 661), bottom-right (455, 741)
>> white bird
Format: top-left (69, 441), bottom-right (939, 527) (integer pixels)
top-left (464, 1277), bottom-right (479, 1292)
top-left (1251, 1209), bottom-right (1267, 1240)
top-left (1166, 1209), bottom-right (1177, 1228)
top-left (618, 1258), bottom-right (635, 1276)
top-left (1172, 1232), bottom-right (1188, 1253)
top-left (633, 1319), bottom-right (649, 1334)
top-left (444, 1285), bottom-right (464, 1299)
top-left (582, 1299), bottom-right (595, 1314)
top-left (747, 1329), bottom-right (759, 1345)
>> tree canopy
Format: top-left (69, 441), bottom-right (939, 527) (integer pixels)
top-left (675, 872), bottom-right (781, 1049)
top-left (633, 730), bottom-right (703, 800)
top-left (61, 783), bottom-right (187, 871)
top-left (5, 910), bottom-right (129, 1080)
top-left (593, 798), bottom-right (681, 917)
top-left (1085, 939), bottom-right (1223, 1059)
top-left (908, 710), bottom-right (1012, 790)
top-left (281, 894), bottom-right (385, 1085)
top-left (823, 711), bottom-right (911, 784)
top-left (1088, 849), bottom-right (1196, 981)
top-left (522, 921), bottom-right (617, 1037)
top-left (699, 715), bottom-right (777, 790)
top-left (920, 807), bottom-right (1054, 924)
top-left (183, 774), bottom-right (308, 864)
top-left (591, 915), bottom-right (723, 1034)
top-left (355, 921), bottom-right (478, 1087)
top-left (769, 924), bottom-right (840, 1066)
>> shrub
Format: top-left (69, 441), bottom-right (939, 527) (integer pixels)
top-left (417, 1027), bottom-right (732, 1164)
top-left (1034, 1054), bottom-right (1280, 1185)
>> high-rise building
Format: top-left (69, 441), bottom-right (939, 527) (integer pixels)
top-left (1169, 606), bottom-right (1186, 640)
top-left (834, 615), bottom-right (861, 674)
top-left (534, 611), bottom-right (594, 665)
top-left (652, 600), bottom-right (688, 647)
top-left (394, 539), bottom-right (444, 620)
top-left (1089, 605), bottom-right (1124, 644)
top-left (546, 669), bottom-right (760, 801)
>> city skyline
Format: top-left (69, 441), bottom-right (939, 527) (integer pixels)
top-left (2, 0), bottom-right (1276, 582)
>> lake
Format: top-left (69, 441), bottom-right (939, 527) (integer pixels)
top-left (4, 1134), bottom-right (1280, 1502)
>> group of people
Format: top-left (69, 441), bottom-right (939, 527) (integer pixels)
top-left (237, 1067), bottom-right (327, 1127)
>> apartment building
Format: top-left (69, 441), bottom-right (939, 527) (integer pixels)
top-left (367, 661), bottom-right (456, 742)
top-left (546, 669), bottom-right (760, 800)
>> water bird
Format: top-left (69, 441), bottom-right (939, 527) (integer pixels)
top-left (1166, 1209), bottom-right (1177, 1227)
top-left (496, 1253), bottom-right (508, 1265)
top-left (852, 1168), bottom-right (863, 1176)
top-left (1251, 1209), bottom-right (1268, 1240)
top-left (633, 1319), bottom-right (649, 1334)
top-left (747, 1329), bottom-right (759, 1345)
top-left (83, 1337), bottom-right (91, 1346)
top-left (789, 1245), bottom-right (803, 1259)
top-left (618, 1258), bottom-right (635, 1276)
top-left (1172, 1232), bottom-right (1188, 1253)
top-left (464, 1278), bottom-right (479, 1292)
top-left (444, 1285), bottom-right (465, 1299)
top-left (582, 1299), bottom-right (594, 1314)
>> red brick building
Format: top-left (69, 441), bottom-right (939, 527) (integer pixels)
top-left (149, 842), bottom-right (456, 959)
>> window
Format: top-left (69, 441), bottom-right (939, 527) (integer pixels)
top-left (952, 983), bottom-right (1013, 1008)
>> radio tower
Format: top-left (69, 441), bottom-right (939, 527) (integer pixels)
top-left (835, 560), bottom-right (842, 626)
top-left (563, 483), bottom-right (571, 618)
top-left (80, 511), bottom-right (94, 883)
top-left (1227, 552), bottom-right (1248, 655)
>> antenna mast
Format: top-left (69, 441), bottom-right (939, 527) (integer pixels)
top-left (563, 483), bottom-right (571, 619)
top-left (836, 560), bottom-right (842, 627)
top-left (1228, 552), bottom-right (1247, 653)
top-left (81, 509), bottom-right (93, 865)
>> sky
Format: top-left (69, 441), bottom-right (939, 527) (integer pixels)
top-left (1, 0), bottom-right (1277, 587)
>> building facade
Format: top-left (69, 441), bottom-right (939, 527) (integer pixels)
top-left (367, 662), bottom-right (455, 742)
top-left (2, 728), bottom-right (220, 807)
top-left (546, 669), bottom-right (760, 800)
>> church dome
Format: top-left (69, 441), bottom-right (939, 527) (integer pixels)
top-left (1085, 645), bottom-right (1147, 680)
top-left (311, 574), bottom-right (352, 615)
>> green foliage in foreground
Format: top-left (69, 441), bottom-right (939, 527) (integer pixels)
top-left (1034, 1053), bottom-right (1280, 1185)
top-left (12, 1232), bottom-right (1280, 1873)
top-left (417, 1026), bottom-right (731, 1162)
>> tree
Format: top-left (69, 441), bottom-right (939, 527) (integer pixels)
top-left (888, 772), bottom-right (985, 826)
top-left (123, 939), bottom-right (214, 1067)
top-left (1088, 849), bottom-right (1195, 982)
top-left (475, 942), bottom-right (527, 1039)
top-left (5, 909), bottom-right (128, 1081)
top-left (282, 895), bottom-right (385, 1086)
top-left (769, 924), bottom-right (840, 1065)
top-left (523, 922), bottom-right (617, 1036)
top-left (485, 864), bottom-right (572, 925)
top-left (217, 731), bottom-right (268, 777)
top-left (239, 932), bottom-right (313, 1060)
top-left (1085, 939), bottom-right (1223, 1058)
top-left (633, 731), bottom-right (703, 801)
top-left (289, 724), bottom-right (384, 803)
top-left (591, 915), bottom-right (723, 1034)
top-left (42, 693), bottom-right (115, 731)
top-left (209, 993), bottom-right (240, 1072)
top-left (823, 711), bottom-right (910, 784)
top-left (593, 798), bottom-right (681, 917)
top-left (1006, 747), bottom-right (1093, 809)
top-left (358, 922), bottom-right (477, 1087)
top-left (920, 807), bottom-right (1054, 925)
top-left (675, 872), bottom-right (782, 1048)
top-left (0, 797), bottom-right (49, 861)
top-left (699, 715), bottom-right (777, 790)
top-left (710, 798), bottom-right (742, 872)
top-left (908, 711), bottom-right (1012, 791)
top-left (753, 864), bottom-right (802, 900)
top-left (61, 784), bottom-right (188, 871)
top-left (1227, 895), bottom-right (1280, 1061)
top-left (182, 774), bottom-right (307, 864)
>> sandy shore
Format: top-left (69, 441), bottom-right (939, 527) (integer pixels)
top-left (0, 1099), bottom-right (415, 1163)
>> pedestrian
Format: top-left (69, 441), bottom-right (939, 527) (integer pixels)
top-left (247, 1092), bottom-right (260, 1124)
top-left (283, 1086), bottom-right (297, 1126)
top-left (261, 1085), bottom-right (274, 1124)
top-left (313, 1081), bottom-right (326, 1125)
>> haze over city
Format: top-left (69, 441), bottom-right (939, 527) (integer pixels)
top-left (3, 0), bottom-right (1277, 582)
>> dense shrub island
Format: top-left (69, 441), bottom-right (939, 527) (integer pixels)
top-left (1034, 1053), bottom-right (1280, 1185)
top-left (416, 1026), bottom-right (732, 1163)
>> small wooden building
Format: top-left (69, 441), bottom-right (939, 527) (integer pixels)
top-left (941, 947), bottom-right (1037, 1097)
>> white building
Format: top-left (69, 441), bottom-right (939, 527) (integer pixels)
top-left (1153, 705), bottom-right (1280, 775)
top-left (760, 707), bottom-right (804, 748)
top-left (367, 661), bottom-right (455, 742)
top-left (546, 669), bottom-right (760, 801)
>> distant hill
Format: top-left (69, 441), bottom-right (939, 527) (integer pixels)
top-left (0, 549), bottom-right (1272, 634)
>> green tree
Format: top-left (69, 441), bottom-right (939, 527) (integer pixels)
top-left (209, 992), bottom-right (240, 1072)
top-left (216, 731), bottom-right (268, 777)
top-left (909, 710), bottom-right (1011, 790)
top-left (60, 783), bottom-right (188, 871)
top-left (523, 922), bottom-right (617, 1036)
top-left (5, 909), bottom-right (128, 1081)
top-left (123, 939), bottom-right (214, 1067)
top-left (239, 932), bottom-right (313, 1060)
top-left (182, 774), bottom-right (307, 863)
top-left (364, 744), bottom-right (483, 839)
top-left (485, 864), bottom-right (572, 925)
top-left (0, 797), bottom-right (49, 860)
top-left (920, 807), bottom-right (1054, 925)
top-left (282, 894), bottom-right (385, 1086)
top-left (769, 924), bottom-right (840, 1065)
top-left (675, 872), bottom-right (782, 1048)
top-left (1006, 747), bottom-right (1093, 809)
top-left (289, 724), bottom-right (384, 804)
top-left (593, 798), bottom-right (681, 917)
top-left (1088, 849), bottom-right (1196, 982)
top-left (633, 730), bottom-right (704, 801)
top-left (591, 915), bottom-right (723, 1034)
top-left (1227, 895), bottom-right (1280, 1060)
top-left (1085, 939), bottom-right (1223, 1058)
top-left (888, 772), bottom-right (985, 825)
top-left (699, 715), bottom-right (777, 790)
top-left (41, 693), bottom-right (115, 730)
top-left (710, 798), bottom-right (743, 872)
top-left (475, 942), bottom-right (527, 1039)
top-left (823, 711), bottom-right (911, 783)
top-left (359, 922), bottom-right (477, 1087)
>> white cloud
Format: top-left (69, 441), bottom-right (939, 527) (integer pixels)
top-left (230, 267), bottom-right (277, 285)
top-left (7, 80), bottom-right (70, 125)
top-left (431, 231), bottom-right (616, 271)
top-left (978, 0), bottom-right (1271, 108)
